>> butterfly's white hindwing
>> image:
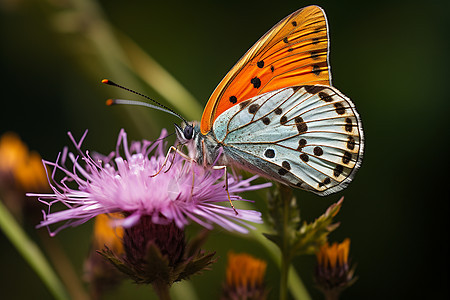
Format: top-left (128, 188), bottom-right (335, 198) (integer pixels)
top-left (212, 85), bottom-right (364, 195)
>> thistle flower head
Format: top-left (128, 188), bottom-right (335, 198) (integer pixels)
top-left (0, 132), bottom-right (48, 220)
top-left (315, 238), bottom-right (357, 298)
top-left (98, 217), bottom-right (217, 288)
top-left (222, 252), bottom-right (268, 300)
top-left (0, 132), bottom-right (48, 191)
top-left (28, 129), bottom-right (270, 235)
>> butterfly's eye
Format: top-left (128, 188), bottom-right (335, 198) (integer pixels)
top-left (183, 125), bottom-right (194, 140)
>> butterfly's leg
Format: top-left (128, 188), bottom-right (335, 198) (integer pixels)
top-left (190, 160), bottom-right (196, 196)
top-left (163, 144), bottom-right (185, 173)
top-left (150, 145), bottom-right (193, 177)
top-left (212, 165), bottom-right (238, 215)
top-left (150, 146), bottom-right (176, 177)
top-left (201, 139), bottom-right (208, 168)
top-left (200, 140), bottom-right (238, 214)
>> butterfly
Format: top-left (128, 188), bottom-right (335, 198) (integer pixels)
top-left (175, 5), bottom-right (364, 196)
top-left (105, 5), bottom-right (364, 196)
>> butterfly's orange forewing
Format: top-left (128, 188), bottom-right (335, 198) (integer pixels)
top-left (201, 6), bottom-right (331, 134)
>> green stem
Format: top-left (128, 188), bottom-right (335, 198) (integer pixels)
top-left (0, 200), bottom-right (69, 300)
top-left (324, 289), bottom-right (341, 300)
top-left (152, 280), bottom-right (171, 300)
top-left (280, 251), bottom-right (290, 300)
top-left (279, 186), bottom-right (292, 300)
top-left (242, 200), bottom-right (312, 300)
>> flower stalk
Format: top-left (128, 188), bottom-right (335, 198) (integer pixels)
top-left (152, 280), bottom-right (171, 300)
top-left (279, 186), bottom-right (293, 300)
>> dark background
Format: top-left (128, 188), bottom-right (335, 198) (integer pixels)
top-left (1, 0), bottom-right (448, 299)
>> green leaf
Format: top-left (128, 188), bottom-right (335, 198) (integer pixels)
top-left (177, 251), bottom-right (217, 281)
top-left (98, 231), bottom-right (217, 286)
top-left (144, 243), bottom-right (173, 284)
top-left (291, 197), bottom-right (344, 257)
top-left (264, 189), bottom-right (344, 259)
top-left (98, 247), bottom-right (136, 280)
top-left (184, 229), bottom-right (209, 258)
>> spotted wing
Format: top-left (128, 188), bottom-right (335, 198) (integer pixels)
top-left (201, 5), bottom-right (331, 134)
top-left (212, 86), bottom-right (364, 195)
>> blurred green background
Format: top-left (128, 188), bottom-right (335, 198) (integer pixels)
top-left (1, 0), bottom-right (449, 299)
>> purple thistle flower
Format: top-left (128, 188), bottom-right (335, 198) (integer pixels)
top-left (28, 129), bottom-right (270, 236)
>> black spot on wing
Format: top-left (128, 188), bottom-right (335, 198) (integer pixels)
top-left (239, 100), bottom-right (250, 110)
top-left (278, 168), bottom-right (288, 176)
top-left (334, 102), bottom-right (345, 115)
top-left (347, 136), bottom-right (355, 150)
top-left (264, 149), bottom-right (275, 158)
top-left (282, 161), bottom-right (291, 170)
top-left (345, 118), bottom-right (353, 132)
top-left (319, 92), bottom-right (333, 102)
top-left (297, 138), bottom-right (307, 151)
top-left (311, 51), bottom-right (320, 60)
top-left (312, 65), bottom-right (321, 75)
top-left (343, 151), bottom-right (352, 164)
top-left (291, 86), bottom-right (301, 93)
top-left (334, 165), bottom-right (344, 177)
top-left (304, 85), bottom-right (325, 94)
top-left (318, 177), bottom-right (331, 187)
top-left (295, 117), bottom-right (307, 133)
top-left (251, 77), bottom-right (261, 89)
top-left (248, 104), bottom-right (259, 114)
top-left (313, 146), bottom-right (323, 156)
top-left (300, 153), bottom-right (309, 162)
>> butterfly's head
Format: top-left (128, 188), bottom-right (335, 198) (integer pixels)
top-left (174, 121), bottom-right (203, 160)
top-left (174, 121), bottom-right (198, 144)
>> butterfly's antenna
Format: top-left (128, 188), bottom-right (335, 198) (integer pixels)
top-left (154, 131), bottom-right (176, 142)
top-left (102, 79), bottom-right (189, 125)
